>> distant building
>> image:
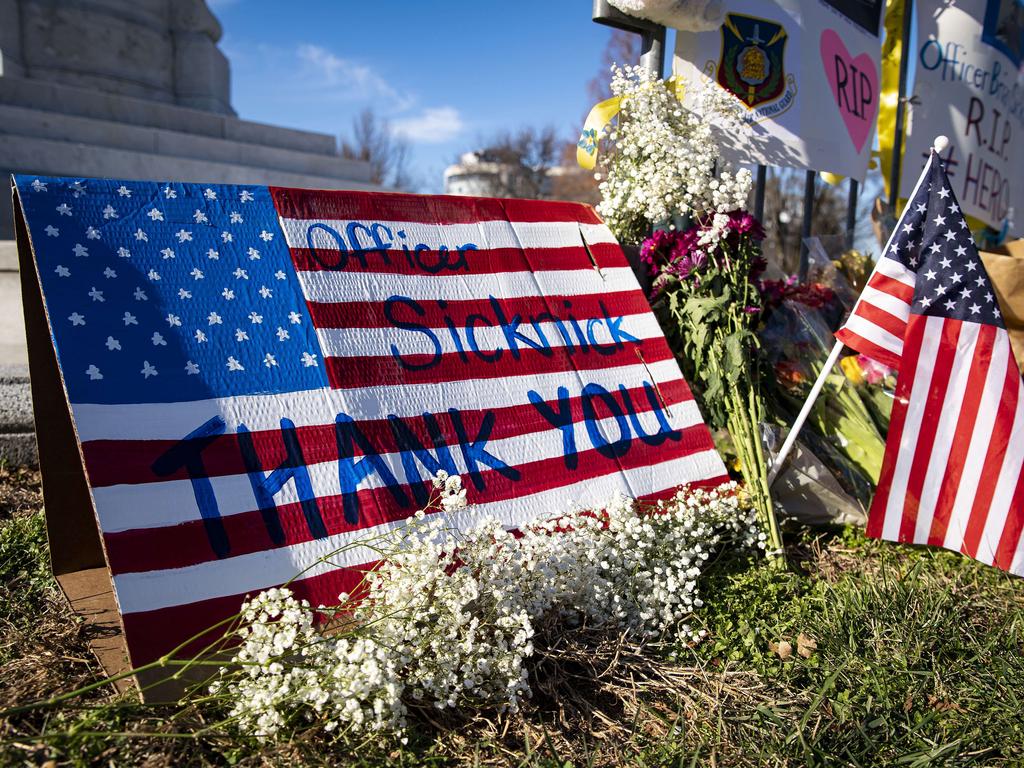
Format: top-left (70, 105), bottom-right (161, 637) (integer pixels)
top-left (443, 151), bottom-right (551, 199)
top-left (443, 148), bottom-right (599, 206)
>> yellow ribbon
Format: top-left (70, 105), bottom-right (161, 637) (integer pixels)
top-left (576, 77), bottom-right (686, 171)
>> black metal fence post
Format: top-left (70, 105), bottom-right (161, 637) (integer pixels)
top-left (592, 0), bottom-right (666, 77)
top-left (754, 165), bottom-right (767, 223)
top-left (799, 170), bottom-right (816, 280)
top-left (846, 178), bottom-right (859, 250)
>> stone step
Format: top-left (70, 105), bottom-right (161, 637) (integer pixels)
top-left (0, 360), bottom-right (34, 465)
top-left (0, 133), bottom-right (379, 239)
top-left (0, 74), bottom-right (340, 157)
top-left (0, 132), bottom-right (378, 191)
top-left (0, 103), bottom-right (372, 183)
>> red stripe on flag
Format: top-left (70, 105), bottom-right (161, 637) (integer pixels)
top-left (324, 337), bottom-right (676, 389)
top-left (270, 187), bottom-right (603, 225)
top-left (305, 291), bottom-right (653, 330)
top-left (851, 300), bottom-right (908, 342)
top-left (121, 567), bottom-right (370, 667)
top-left (897, 319), bottom-right (960, 542)
top-left (927, 325), bottom-right (997, 547)
top-left (834, 329), bottom-right (903, 371)
top-left (81, 380), bottom-right (694, 487)
top-left (960, 354), bottom-right (1021, 559)
top-left (866, 315), bottom-right (929, 538)
top-left (289, 243), bottom-right (628, 274)
top-left (867, 272), bottom-right (914, 303)
top-left (103, 426), bottom-right (717, 575)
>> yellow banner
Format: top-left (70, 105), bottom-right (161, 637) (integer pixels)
top-left (878, 0), bottom-right (905, 204)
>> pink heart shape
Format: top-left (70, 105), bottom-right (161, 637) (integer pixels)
top-left (820, 29), bottom-right (878, 153)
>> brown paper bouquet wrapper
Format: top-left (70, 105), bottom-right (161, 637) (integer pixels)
top-left (980, 240), bottom-right (1024, 374)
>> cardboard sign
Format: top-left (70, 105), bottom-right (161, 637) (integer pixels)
top-left (13, 176), bottom-right (727, 693)
top-left (673, 0), bottom-right (882, 180)
top-left (900, 0), bottom-right (1023, 237)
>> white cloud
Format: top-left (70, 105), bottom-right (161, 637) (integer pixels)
top-left (391, 107), bottom-right (465, 144)
top-left (295, 44), bottom-right (413, 109)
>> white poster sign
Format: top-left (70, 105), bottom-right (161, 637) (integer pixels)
top-left (673, 0), bottom-right (883, 180)
top-left (900, 0), bottom-right (1023, 236)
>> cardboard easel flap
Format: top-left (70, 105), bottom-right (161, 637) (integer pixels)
top-left (13, 183), bottom-right (130, 681)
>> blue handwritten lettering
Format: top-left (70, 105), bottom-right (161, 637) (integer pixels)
top-left (384, 296), bottom-right (442, 370)
top-left (151, 415), bottom-right (230, 558)
top-left (238, 417), bottom-right (327, 542)
top-left (334, 414), bottom-right (409, 525)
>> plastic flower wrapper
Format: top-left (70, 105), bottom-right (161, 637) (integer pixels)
top-left (644, 211), bottom-right (782, 558)
top-left (758, 295), bottom-right (886, 506)
top-left (834, 248), bottom-right (875, 294)
top-left (801, 235), bottom-right (863, 310)
top-left (839, 354), bottom-right (896, 434)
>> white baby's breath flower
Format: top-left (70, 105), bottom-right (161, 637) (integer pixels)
top-left (214, 480), bottom-right (758, 740)
top-left (595, 64), bottom-right (751, 243)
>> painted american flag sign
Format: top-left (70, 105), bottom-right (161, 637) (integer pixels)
top-left (836, 153), bottom-right (1024, 575)
top-left (14, 176), bottom-right (727, 668)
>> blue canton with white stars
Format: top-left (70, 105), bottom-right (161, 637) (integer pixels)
top-left (16, 176), bottom-right (329, 404)
top-left (885, 159), bottom-right (1004, 329)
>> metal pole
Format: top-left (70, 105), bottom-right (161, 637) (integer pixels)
top-left (639, 25), bottom-right (667, 77)
top-left (888, 0), bottom-right (914, 209)
top-left (846, 178), bottom-right (859, 250)
top-left (592, 0), bottom-right (667, 77)
top-left (753, 164), bottom-right (767, 222)
top-left (799, 170), bottom-right (816, 280)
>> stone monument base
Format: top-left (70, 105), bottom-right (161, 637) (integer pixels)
top-left (0, 74), bottom-right (377, 239)
top-left (0, 75), bottom-right (378, 462)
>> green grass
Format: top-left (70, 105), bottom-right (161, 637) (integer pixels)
top-left (2, 467), bottom-right (1024, 767)
top-left (686, 530), bottom-right (1024, 766)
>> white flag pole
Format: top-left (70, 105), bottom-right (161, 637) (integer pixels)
top-left (767, 135), bottom-right (951, 488)
top-left (767, 339), bottom-right (844, 486)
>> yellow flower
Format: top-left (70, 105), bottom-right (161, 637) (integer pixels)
top-left (839, 355), bottom-right (864, 385)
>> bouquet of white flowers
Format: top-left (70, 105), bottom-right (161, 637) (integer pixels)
top-left (595, 64), bottom-right (751, 246)
top-left (211, 476), bottom-right (761, 741)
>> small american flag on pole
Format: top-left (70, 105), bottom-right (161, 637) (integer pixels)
top-left (835, 150), bottom-right (1024, 574)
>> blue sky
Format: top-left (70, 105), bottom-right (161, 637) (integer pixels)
top-left (210, 0), bottom-right (625, 191)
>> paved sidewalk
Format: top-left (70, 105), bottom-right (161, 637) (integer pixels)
top-left (0, 240), bottom-right (35, 464)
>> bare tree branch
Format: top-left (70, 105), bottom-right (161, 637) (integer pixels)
top-left (340, 109), bottom-right (415, 191)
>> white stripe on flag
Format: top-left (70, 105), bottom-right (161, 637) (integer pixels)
top-left (110, 449), bottom-right (724, 614)
top-left (71, 357), bottom-right (686, 441)
top-left (294, 266), bottom-right (639, 304)
top-left (91, 399), bottom-right (706, 532)
top-left (942, 334), bottom-right (1011, 553)
top-left (280, 218), bottom-right (618, 252)
top-left (874, 256), bottom-right (918, 288)
top-left (974, 369), bottom-right (1024, 565)
top-left (912, 321), bottom-right (978, 543)
top-left (314, 312), bottom-right (665, 359)
top-left (842, 313), bottom-right (905, 358)
top-left (859, 284), bottom-right (912, 320)
top-left (882, 315), bottom-right (942, 540)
